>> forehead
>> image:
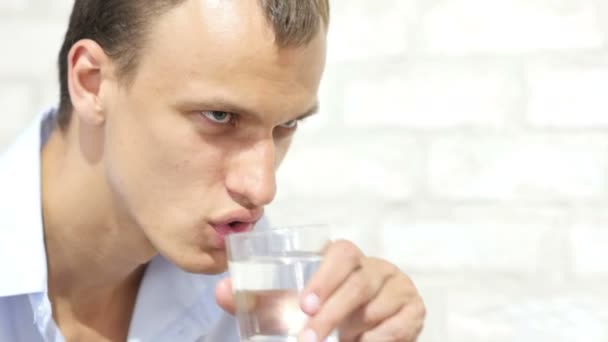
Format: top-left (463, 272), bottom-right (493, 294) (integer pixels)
top-left (131, 0), bottom-right (327, 115)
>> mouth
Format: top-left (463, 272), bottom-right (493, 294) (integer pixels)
top-left (208, 209), bottom-right (263, 247)
top-left (211, 221), bottom-right (255, 236)
top-left (209, 221), bottom-right (254, 248)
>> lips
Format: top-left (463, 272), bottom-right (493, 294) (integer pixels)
top-left (209, 209), bottom-right (263, 246)
top-left (211, 221), bottom-right (254, 236)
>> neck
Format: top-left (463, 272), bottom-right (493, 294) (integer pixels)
top-left (40, 121), bottom-right (156, 314)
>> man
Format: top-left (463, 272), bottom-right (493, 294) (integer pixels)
top-left (0, 0), bottom-right (425, 341)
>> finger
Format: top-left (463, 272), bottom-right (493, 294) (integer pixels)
top-left (358, 295), bottom-right (426, 342)
top-left (301, 240), bottom-right (364, 315)
top-left (339, 272), bottom-right (413, 341)
top-left (300, 266), bottom-right (383, 342)
top-left (214, 277), bottom-right (236, 315)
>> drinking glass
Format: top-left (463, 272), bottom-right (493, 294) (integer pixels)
top-left (227, 225), bottom-right (338, 342)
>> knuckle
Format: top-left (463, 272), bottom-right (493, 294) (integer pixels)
top-left (384, 261), bottom-right (400, 275)
top-left (386, 325), bottom-right (409, 341)
top-left (399, 274), bottom-right (420, 298)
top-left (333, 240), bottom-right (361, 266)
top-left (400, 273), bottom-right (416, 288)
top-left (405, 309), bottom-right (425, 341)
top-left (351, 272), bottom-right (373, 299)
top-left (361, 307), bottom-right (382, 326)
top-left (406, 326), bottom-right (422, 342)
top-left (411, 293), bottom-right (427, 320)
top-left (371, 257), bottom-right (399, 272)
top-left (367, 257), bottom-right (400, 282)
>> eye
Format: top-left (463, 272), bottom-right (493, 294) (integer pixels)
top-left (200, 111), bottom-right (233, 124)
top-left (279, 119), bottom-right (299, 129)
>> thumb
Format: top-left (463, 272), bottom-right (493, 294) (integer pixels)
top-left (215, 277), bottom-right (236, 315)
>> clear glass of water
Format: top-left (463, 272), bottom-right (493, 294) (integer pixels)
top-left (227, 225), bottom-right (338, 342)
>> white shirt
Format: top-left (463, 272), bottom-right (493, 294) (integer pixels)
top-left (0, 109), bottom-right (242, 341)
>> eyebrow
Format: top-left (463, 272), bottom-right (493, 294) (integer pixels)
top-left (295, 103), bottom-right (319, 121)
top-left (181, 98), bottom-right (319, 122)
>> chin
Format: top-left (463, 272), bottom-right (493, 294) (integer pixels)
top-left (171, 248), bottom-right (229, 275)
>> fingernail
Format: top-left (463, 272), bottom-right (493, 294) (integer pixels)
top-left (302, 293), bottom-right (320, 313)
top-left (300, 328), bottom-right (318, 342)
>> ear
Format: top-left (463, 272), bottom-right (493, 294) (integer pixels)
top-left (67, 39), bottom-right (112, 126)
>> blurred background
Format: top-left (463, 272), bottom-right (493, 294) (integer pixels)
top-left (2, 0), bottom-right (608, 341)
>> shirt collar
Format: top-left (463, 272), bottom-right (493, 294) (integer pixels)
top-left (0, 109), bottom-right (52, 297)
top-left (127, 256), bottom-right (227, 341)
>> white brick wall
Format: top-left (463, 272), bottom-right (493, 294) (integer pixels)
top-left (429, 134), bottom-right (608, 201)
top-left (571, 222), bottom-right (608, 276)
top-left (419, 0), bottom-right (604, 55)
top-left (0, 0), bottom-right (30, 12)
top-left (382, 221), bottom-right (550, 273)
top-left (527, 62), bottom-right (608, 127)
top-left (2, 1), bottom-right (608, 341)
top-left (0, 83), bottom-right (36, 148)
top-left (343, 61), bottom-right (519, 129)
top-left (446, 287), bottom-right (608, 342)
top-left (327, 1), bottom-right (417, 62)
top-left (276, 135), bottom-right (424, 201)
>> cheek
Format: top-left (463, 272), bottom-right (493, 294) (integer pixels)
top-left (101, 103), bottom-right (182, 207)
top-left (104, 116), bottom-right (230, 221)
top-left (104, 99), bottom-right (191, 189)
top-left (102, 111), bottom-right (160, 215)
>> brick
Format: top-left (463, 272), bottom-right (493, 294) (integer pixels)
top-left (570, 224), bottom-right (608, 276)
top-left (381, 220), bottom-right (550, 273)
top-left (343, 62), bottom-right (519, 128)
top-left (50, 0), bottom-right (73, 15)
top-left (447, 288), bottom-right (608, 342)
top-left (0, 0), bottom-right (29, 12)
top-left (429, 135), bottom-right (608, 201)
top-left (326, 0), bottom-right (415, 62)
top-left (420, 0), bottom-right (604, 55)
top-left (405, 278), bottom-right (447, 342)
top-left (527, 64), bottom-right (608, 127)
top-left (274, 135), bottom-right (424, 201)
top-left (0, 20), bottom-right (65, 78)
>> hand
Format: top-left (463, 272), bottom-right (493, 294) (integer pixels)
top-left (297, 240), bottom-right (425, 342)
top-left (215, 240), bottom-right (426, 342)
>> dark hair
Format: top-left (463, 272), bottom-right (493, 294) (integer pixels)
top-left (56, 0), bottom-right (330, 129)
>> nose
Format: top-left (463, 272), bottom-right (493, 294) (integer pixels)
top-left (225, 138), bottom-right (277, 208)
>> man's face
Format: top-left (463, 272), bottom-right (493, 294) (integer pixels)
top-left (98, 0), bottom-right (326, 273)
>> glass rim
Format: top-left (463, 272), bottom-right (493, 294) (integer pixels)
top-left (226, 223), bottom-right (330, 242)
